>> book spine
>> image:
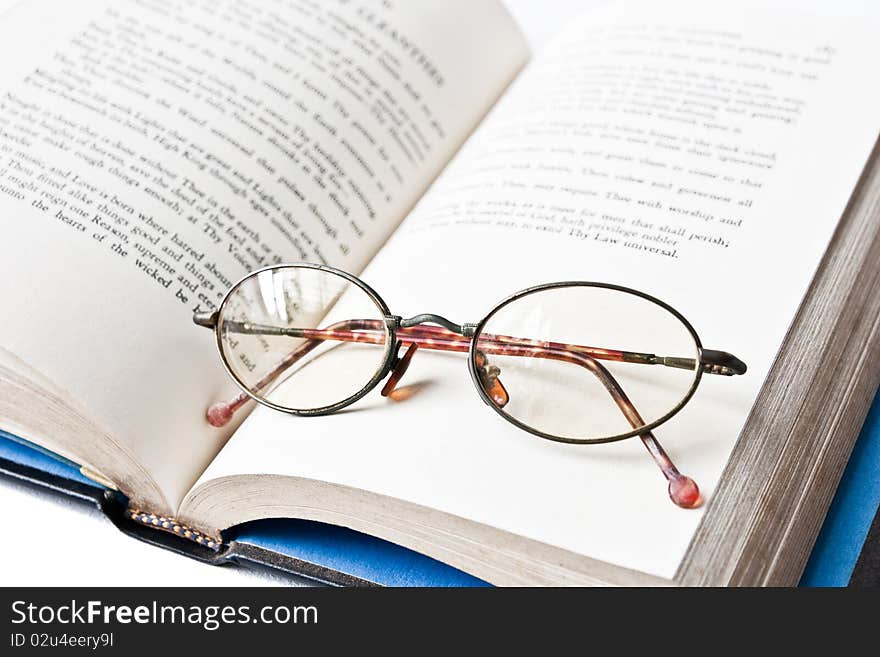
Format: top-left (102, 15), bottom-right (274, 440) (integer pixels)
top-left (126, 508), bottom-right (222, 550)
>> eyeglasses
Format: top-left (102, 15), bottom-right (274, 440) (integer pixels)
top-left (194, 263), bottom-right (746, 508)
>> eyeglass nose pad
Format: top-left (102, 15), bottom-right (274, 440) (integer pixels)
top-left (381, 341), bottom-right (419, 397)
top-left (475, 350), bottom-right (510, 408)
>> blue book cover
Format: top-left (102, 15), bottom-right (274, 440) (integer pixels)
top-left (801, 391), bottom-right (880, 586)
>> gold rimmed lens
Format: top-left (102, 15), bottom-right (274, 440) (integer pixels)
top-left (471, 284), bottom-right (701, 443)
top-left (217, 265), bottom-right (392, 413)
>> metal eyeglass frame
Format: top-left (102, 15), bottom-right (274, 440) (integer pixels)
top-left (193, 262), bottom-right (747, 508)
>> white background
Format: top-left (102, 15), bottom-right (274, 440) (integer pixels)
top-left (0, 0), bottom-right (599, 586)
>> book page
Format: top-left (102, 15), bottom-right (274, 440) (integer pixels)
top-left (0, 0), bottom-right (528, 513)
top-left (192, 0), bottom-right (880, 579)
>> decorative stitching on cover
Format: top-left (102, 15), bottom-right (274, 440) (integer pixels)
top-left (127, 508), bottom-right (222, 549)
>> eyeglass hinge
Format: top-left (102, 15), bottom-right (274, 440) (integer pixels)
top-left (461, 323), bottom-right (478, 338)
top-left (193, 310), bottom-right (218, 329)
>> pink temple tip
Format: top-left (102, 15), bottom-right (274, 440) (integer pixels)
top-left (206, 401), bottom-right (235, 427)
top-left (668, 475), bottom-right (702, 509)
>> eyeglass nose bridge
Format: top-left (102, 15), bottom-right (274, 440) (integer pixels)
top-left (395, 313), bottom-right (477, 337)
top-left (380, 314), bottom-right (481, 398)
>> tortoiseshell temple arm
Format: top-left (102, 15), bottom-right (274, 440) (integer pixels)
top-left (213, 317), bottom-right (747, 378)
top-left (514, 346), bottom-right (702, 508)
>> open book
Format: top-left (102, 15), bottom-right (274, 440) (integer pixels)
top-left (2, 0), bottom-right (879, 586)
